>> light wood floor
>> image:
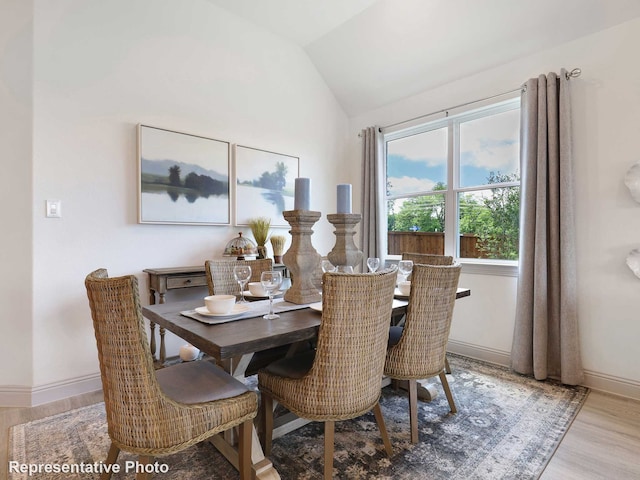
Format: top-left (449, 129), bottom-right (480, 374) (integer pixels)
top-left (540, 390), bottom-right (640, 479)
top-left (2, 389), bottom-right (639, 479)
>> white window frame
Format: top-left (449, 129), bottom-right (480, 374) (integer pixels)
top-left (383, 97), bottom-right (520, 277)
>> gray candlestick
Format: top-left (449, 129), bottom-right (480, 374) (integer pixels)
top-left (282, 210), bottom-right (322, 304)
top-left (327, 213), bottom-right (363, 270)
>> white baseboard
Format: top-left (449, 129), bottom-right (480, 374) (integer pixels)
top-left (0, 385), bottom-right (33, 407)
top-left (0, 373), bottom-right (102, 407)
top-left (447, 339), bottom-right (511, 367)
top-left (3, 346), bottom-right (639, 407)
top-left (582, 369), bottom-right (640, 400)
top-left (447, 339), bottom-right (640, 401)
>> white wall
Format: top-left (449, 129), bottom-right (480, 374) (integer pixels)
top-left (348, 18), bottom-right (640, 398)
top-left (0, 0), bottom-right (34, 395)
top-left (3, 1), bottom-right (639, 405)
top-left (0, 0), bottom-right (349, 405)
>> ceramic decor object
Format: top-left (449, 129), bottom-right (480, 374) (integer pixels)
top-left (624, 163), bottom-right (640, 203)
top-left (626, 249), bottom-right (640, 279)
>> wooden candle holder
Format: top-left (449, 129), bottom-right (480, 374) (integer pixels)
top-left (282, 210), bottom-right (322, 304)
top-left (327, 213), bottom-right (363, 270)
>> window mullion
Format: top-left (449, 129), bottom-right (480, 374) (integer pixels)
top-left (444, 121), bottom-right (458, 258)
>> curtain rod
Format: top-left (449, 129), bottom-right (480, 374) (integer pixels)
top-left (360, 68), bottom-right (582, 135)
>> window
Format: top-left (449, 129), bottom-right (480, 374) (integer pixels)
top-left (384, 98), bottom-right (520, 262)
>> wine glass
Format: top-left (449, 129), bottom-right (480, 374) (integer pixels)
top-left (317, 259), bottom-right (335, 294)
top-left (321, 259), bottom-right (336, 273)
top-left (233, 265), bottom-right (252, 303)
top-left (398, 260), bottom-right (413, 282)
top-left (261, 271), bottom-right (283, 319)
top-left (366, 257), bottom-right (380, 272)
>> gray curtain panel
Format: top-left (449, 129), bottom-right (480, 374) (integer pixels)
top-left (511, 69), bottom-right (583, 385)
top-left (360, 126), bottom-right (385, 265)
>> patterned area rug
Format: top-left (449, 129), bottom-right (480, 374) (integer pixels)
top-left (9, 354), bottom-right (588, 479)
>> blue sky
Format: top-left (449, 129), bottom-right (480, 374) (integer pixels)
top-left (386, 108), bottom-right (520, 197)
top-left (387, 154), bottom-right (496, 191)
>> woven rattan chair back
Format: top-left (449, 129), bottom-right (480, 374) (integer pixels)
top-left (260, 269), bottom-right (397, 420)
top-left (258, 269), bottom-right (397, 478)
top-left (85, 269), bottom-right (258, 478)
top-left (401, 252), bottom-right (454, 266)
top-left (205, 258), bottom-right (273, 295)
top-left (384, 263), bottom-right (461, 443)
top-left (315, 269), bottom-right (397, 417)
top-left (85, 269), bottom-right (162, 447)
top-left (386, 263), bottom-right (461, 379)
top-left (401, 252), bottom-right (455, 374)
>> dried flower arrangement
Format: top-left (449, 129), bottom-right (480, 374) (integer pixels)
top-left (270, 235), bottom-right (286, 263)
top-left (248, 217), bottom-right (271, 259)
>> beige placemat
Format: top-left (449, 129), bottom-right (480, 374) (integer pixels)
top-left (181, 298), bottom-right (310, 324)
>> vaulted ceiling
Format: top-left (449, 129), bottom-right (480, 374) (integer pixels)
top-left (207, 0), bottom-right (640, 116)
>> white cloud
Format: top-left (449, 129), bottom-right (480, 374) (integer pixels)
top-left (388, 176), bottom-right (436, 195)
top-left (462, 140), bottom-right (519, 171)
top-left (460, 108), bottom-right (520, 172)
top-left (387, 128), bottom-right (447, 166)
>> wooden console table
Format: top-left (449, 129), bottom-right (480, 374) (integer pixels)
top-left (143, 264), bottom-right (287, 365)
top-left (143, 266), bottom-right (208, 365)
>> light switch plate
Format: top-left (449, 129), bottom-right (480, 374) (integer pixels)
top-left (46, 200), bottom-right (62, 218)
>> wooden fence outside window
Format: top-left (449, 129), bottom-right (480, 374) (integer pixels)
top-left (387, 232), bottom-right (486, 258)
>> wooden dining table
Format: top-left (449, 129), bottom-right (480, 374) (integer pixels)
top-left (142, 288), bottom-right (470, 479)
top-left (142, 298), bottom-right (330, 480)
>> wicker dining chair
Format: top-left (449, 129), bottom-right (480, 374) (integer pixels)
top-left (401, 252), bottom-right (455, 374)
top-left (206, 257), bottom-right (295, 374)
top-left (85, 269), bottom-right (258, 480)
top-left (258, 269), bottom-right (397, 480)
top-left (205, 258), bottom-right (273, 295)
top-left (385, 263), bottom-right (461, 443)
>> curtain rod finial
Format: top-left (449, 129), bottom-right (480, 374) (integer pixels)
top-left (567, 68), bottom-right (581, 79)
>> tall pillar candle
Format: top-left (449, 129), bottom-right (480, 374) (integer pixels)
top-left (337, 184), bottom-right (352, 214)
top-left (294, 177), bottom-right (311, 211)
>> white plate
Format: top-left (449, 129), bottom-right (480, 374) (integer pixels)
top-left (309, 302), bottom-right (322, 312)
top-left (195, 305), bottom-right (250, 317)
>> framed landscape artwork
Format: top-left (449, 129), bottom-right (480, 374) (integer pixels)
top-left (234, 145), bottom-right (299, 227)
top-left (138, 125), bottom-right (230, 225)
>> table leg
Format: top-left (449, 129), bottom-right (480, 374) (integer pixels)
top-left (157, 292), bottom-right (167, 366)
top-left (251, 429), bottom-right (281, 479)
top-left (212, 352), bottom-right (281, 479)
top-left (159, 327), bottom-right (166, 366)
top-left (272, 410), bottom-right (309, 439)
top-left (222, 354), bottom-right (254, 445)
top-left (210, 428), bottom-right (280, 480)
top-left (149, 322), bottom-right (157, 362)
top-left (227, 354), bottom-right (254, 380)
top-left (148, 289), bottom-right (157, 362)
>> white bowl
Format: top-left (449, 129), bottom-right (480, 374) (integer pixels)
top-left (398, 281), bottom-right (411, 296)
top-left (248, 282), bottom-right (268, 296)
top-left (204, 295), bottom-right (236, 314)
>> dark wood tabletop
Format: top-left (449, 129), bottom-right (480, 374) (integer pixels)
top-left (142, 300), bottom-right (324, 361)
top-left (142, 288), bottom-right (470, 363)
